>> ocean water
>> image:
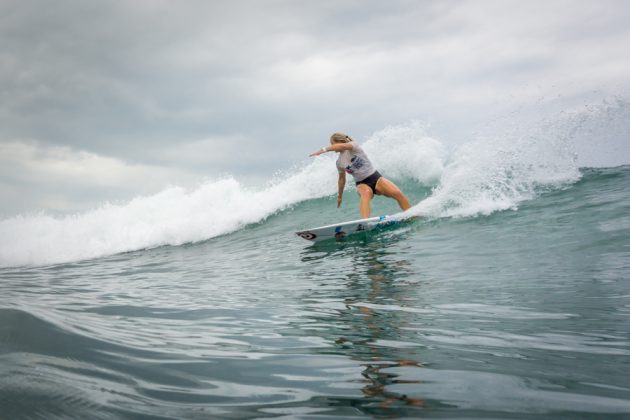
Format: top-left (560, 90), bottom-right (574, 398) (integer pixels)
top-left (1, 122), bottom-right (630, 419)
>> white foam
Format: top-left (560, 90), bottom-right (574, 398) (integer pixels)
top-left (0, 158), bottom-right (337, 267)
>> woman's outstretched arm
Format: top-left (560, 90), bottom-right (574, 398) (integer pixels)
top-left (309, 142), bottom-right (353, 156)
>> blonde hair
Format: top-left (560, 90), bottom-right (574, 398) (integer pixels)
top-left (330, 132), bottom-right (354, 143)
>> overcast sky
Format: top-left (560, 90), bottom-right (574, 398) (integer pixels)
top-left (1, 0), bottom-right (630, 216)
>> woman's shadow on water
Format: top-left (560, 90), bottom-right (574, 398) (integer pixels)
top-left (297, 228), bottom-right (428, 414)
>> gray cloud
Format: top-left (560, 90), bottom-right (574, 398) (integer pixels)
top-left (1, 0), bottom-right (630, 215)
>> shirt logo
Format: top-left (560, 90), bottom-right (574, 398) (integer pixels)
top-left (345, 155), bottom-right (365, 174)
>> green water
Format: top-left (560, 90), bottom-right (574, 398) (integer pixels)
top-left (1, 166), bottom-right (629, 418)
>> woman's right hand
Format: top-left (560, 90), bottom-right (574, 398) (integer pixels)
top-left (309, 147), bottom-right (326, 157)
top-left (337, 195), bottom-right (342, 208)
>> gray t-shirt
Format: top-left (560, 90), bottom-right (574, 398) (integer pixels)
top-left (335, 142), bottom-right (376, 182)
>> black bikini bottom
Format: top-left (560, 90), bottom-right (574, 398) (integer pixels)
top-left (355, 171), bottom-right (382, 194)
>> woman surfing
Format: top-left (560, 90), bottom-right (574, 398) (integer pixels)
top-left (310, 132), bottom-right (411, 218)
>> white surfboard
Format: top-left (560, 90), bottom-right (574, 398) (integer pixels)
top-left (296, 215), bottom-right (399, 242)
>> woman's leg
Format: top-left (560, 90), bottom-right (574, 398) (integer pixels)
top-left (375, 178), bottom-right (411, 211)
top-left (356, 184), bottom-right (374, 218)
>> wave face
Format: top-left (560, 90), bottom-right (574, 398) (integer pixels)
top-left (1, 165), bottom-right (629, 419)
top-left (0, 108), bottom-right (612, 267)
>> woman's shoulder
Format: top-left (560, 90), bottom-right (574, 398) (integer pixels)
top-left (349, 141), bottom-right (364, 153)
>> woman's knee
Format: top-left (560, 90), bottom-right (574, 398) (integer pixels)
top-left (357, 185), bottom-right (373, 200)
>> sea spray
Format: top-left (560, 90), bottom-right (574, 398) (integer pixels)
top-left (362, 121), bottom-right (447, 184)
top-left (570, 97), bottom-right (630, 168)
top-left (412, 117), bottom-right (581, 218)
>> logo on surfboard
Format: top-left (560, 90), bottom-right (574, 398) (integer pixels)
top-left (297, 231), bottom-right (317, 240)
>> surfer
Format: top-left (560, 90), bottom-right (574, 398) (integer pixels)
top-left (310, 132), bottom-right (411, 218)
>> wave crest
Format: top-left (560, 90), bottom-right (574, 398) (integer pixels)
top-left (0, 119), bottom-right (583, 267)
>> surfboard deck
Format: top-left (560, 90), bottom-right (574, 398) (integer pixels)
top-left (296, 215), bottom-right (399, 242)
